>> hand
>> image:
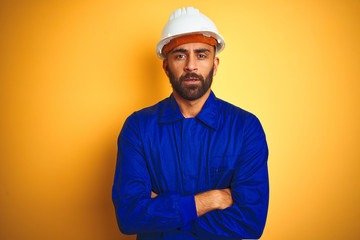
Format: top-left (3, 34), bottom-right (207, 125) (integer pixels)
top-left (216, 188), bottom-right (234, 210)
top-left (151, 191), bottom-right (157, 198)
top-left (194, 188), bottom-right (233, 217)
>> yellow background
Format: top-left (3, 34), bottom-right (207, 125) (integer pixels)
top-left (1, 0), bottom-right (359, 239)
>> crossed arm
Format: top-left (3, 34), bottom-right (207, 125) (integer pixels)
top-left (113, 113), bottom-right (269, 238)
top-left (152, 189), bottom-right (233, 217)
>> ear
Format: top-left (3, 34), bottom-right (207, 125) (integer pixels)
top-left (212, 57), bottom-right (220, 76)
top-left (163, 60), bottom-right (169, 77)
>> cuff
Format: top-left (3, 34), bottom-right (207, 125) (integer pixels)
top-left (179, 195), bottom-right (197, 227)
top-left (180, 222), bottom-right (194, 232)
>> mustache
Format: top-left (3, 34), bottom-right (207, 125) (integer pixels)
top-left (180, 73), bottom-right (204, 82)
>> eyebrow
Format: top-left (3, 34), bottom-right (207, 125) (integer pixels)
top-left (171, 48), bottom-right (188, 54)
top-left (170, 48), bottom-right (211, 54)
top-left (194, 48), bottom-right (210, 53)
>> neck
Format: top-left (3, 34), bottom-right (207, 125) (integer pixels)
top-left (173, 89), bottom-right (211, 118)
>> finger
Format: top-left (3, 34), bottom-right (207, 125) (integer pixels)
top-left (151, 191), bottom-right (158, 198)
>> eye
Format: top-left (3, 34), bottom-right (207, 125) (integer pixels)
top-left (175, 54), bottom-right (185, 59)
top-left (198, 54), bottom-right (207, 59)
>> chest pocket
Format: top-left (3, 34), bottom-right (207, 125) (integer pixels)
top-left (210, 155), bottom-right (238, 189)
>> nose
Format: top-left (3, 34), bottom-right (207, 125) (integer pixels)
top-left (184, 55), bottom-right (198, 72)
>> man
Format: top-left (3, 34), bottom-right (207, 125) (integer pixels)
top-left (112, 7), bottom-right (269, 240)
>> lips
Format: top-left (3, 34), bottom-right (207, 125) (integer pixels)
top-left (184, 77), bottom-right (200, 81)
top-left (180, 73), bottom-right (204, 85)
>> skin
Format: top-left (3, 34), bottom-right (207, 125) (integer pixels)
top-left (152, 42), bottom-right (234, 217)
top-left (163, 42), bottom-right (219, 118)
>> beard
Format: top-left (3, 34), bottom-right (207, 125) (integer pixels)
top-left (168, 66), bottom-right (214, 101)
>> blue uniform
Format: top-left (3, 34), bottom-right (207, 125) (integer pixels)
top-left (112, 91), bottom-right (269, 239)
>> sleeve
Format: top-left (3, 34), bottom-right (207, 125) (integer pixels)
top-left (181, 114), bottom-right (269, 239)
top-left (112, 113), bottom-right (198, 235)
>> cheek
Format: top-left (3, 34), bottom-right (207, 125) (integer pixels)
top-left (201, 62), bottom-right (215, 75)
top-left (168, 63), bottom-right (184, 76)
top-left (199, 59), bottom-right (214, 68)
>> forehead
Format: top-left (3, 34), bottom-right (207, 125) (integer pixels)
top-left (171, 42), bottom-right (214, 53)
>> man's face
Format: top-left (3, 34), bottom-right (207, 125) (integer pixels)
top-left (163, 42), bottom-right (219, 101)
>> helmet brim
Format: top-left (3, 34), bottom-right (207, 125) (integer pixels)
top-left (156, 31), bottom-right (225, 59)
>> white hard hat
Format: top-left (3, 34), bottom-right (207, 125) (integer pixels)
top-left (156, 7), bottom-right (225, 59)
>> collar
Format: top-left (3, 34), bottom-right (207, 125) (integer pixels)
top-left (159, 91), bottom-right (219, 130)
